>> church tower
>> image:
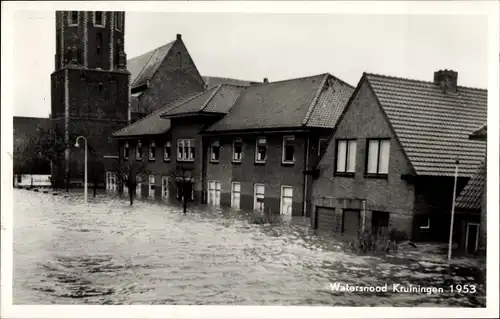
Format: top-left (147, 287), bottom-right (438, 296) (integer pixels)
top-left (51, 11), bottom-right (130, 188)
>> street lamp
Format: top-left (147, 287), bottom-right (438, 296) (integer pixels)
top-left (75, 136), bottom-right (88, 203)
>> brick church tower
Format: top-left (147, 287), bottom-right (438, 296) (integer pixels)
top-left (51, 11), bottom-right (130, 188)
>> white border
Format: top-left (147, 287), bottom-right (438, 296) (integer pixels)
top-left (2, 1), bottom-right (499, 318)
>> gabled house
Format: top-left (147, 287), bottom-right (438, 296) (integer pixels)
top-left (112, 84), bottom-right (247, 201)
top-left (127, 34), bottom-right (206, 122)
top-left (455, 124), bottom-right (487, 254)
top-left (311, 70), bottom-right (487, 242)
top-left (201, 74), bottom-right (354, 216)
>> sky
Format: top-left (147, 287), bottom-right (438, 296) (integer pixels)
top-left (12, 11), bottom-right (489, 118)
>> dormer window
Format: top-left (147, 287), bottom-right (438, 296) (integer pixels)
top-left (136, 141), bottom-right (143, 161)
top-left (93, 11), bottom-right (105, 27)
top-left (69, 11), bottom-right (79, 26)
top-left (149, 141), bottom-right (156, 161)
top-left (123, 142), bottom-right (129, 160)
top-left (115, 12), bottom-right (123, 31)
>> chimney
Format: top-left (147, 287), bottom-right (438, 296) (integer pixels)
top-left (433, 69), bottom-right (458, 94)
top-left (176, 34), bottom-right (182, 41)
top-left (263, 78), bottom-right (269, 84)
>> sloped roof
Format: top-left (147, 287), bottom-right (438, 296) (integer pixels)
top-left (456, 161), bottom-right (486, 211)
top-left (203, 76), bottom-right (258, 89)
top-left (161, 84), bottom-right (246, 117)
top-left (127, 41), bottom-right (174, 89)
top-left (205, 73), bottom-right (354, 132)
top-left (365, 73), bottom-right (487, 177)
top-left (470, 123), bottom-right (487, 140)
top-left (112, 93), bottom-right (198, 138)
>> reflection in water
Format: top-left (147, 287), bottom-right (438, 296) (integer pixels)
top-left (13, 189), bottom-right (485, 306)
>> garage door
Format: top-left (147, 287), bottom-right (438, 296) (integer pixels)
top-left (343, 209), bottom-right (360, 236)
top-left (316, 207), bottom-right (336, 231)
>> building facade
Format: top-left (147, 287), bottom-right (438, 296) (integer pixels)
top-left (311, 70), bottom-right (487, 243)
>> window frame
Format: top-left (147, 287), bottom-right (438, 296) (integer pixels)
top-left (255, 137), bottom-right (267, 164)
top-left (231, 182), bottom-right (241, 209)
top-left (210, 139), bottom-right (221, 163)
top-left (115, 12), bottom-right (123, 31)
top-left (163, 141), bottom-right (171, 162)
top-left (123, 141), bottom-right (129, 160)
top-left (135, 140), bottom-right (143, 161)
top-left (148, 140), bottom-right (156, 161)
top-left (177, 139), bottom-right (195, 162)
top-left (420, 217), bottom-right (430, 230)
top-left (232, 138), bottom-right (243, 163)
top-left (253, 183), bottom-right (265, 212)
top-left (282, 135), bottom-right (296, 165)
top-left (334, 139), bottom-right (357, 176)
top-left (365, 138), bottom-right (391, 177)
top-left (93, 11), bottom-right (105, 27)
top-left (68, 11), bottom-right (79, 27)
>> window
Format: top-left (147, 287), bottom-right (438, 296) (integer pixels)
top-left (318, 138), bottom-right (328, 156)
top-left (208, 181), bottom-right (221, 207)
top-left (336, 139), bottom-right (357, 174)
top-left (282, 135), bottom-right (295, 164)
top-left (148, 141), bottom-right (156, 161)
top-left (136, 141), bottom-right (143, 160)
top-left (94, 11), bottom-right (104, 27)
top-left (176, 52), bottom-right (182, 69)
top-left (371, 211), bottom-right (390, 235)
top-left (177, 139), bottom-right (195, 161)
top-left (115, 12), bottom-right (123, 31)
top-left (149, 175), bottom-right (156, 198)
top-left (233, 139), bottom-right (243, 162)
top-left (164, 141), bottom-right (171, 161)
top-left (123, 142), bottom-right (129, 159)
top-left (96, 33), bottom-right (102, 55)
top-left (69, 11), bottom-right (79, 26)
top-left (366, 139), bottom-right (390, 175)
top-left (254, 184), bottom-right (265, 212)
top-left (211, 140), bottom-right (220, 163)
top-left (280, 186), bottom-right (293, 216)
top-left (255, 137), bottom-right (267, 163)
top-left (136, 175), bottom-right (142, 198)
top-left (231, 182), bottom-right (241, 209)
top-left (161, 176), bottom-right (169, 199)
top-left (420, 217), bottom-right (430, 230)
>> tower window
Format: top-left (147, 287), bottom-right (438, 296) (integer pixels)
top-left (115, 12), bottom-right (122, 31)
top-left (94, 11), bottom-right (105, 27)
top-left (96, 33), bottom-right (102, 55)
top-left (69, 11), bottom-right (79, 26)
top-left (176, 52), bottom-right (182, 69)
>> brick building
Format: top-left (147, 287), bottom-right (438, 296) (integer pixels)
top-left (311, 70), bottom-right (487, 242)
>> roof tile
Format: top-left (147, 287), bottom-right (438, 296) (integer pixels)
top-left (456, 161), bottom-right (486, 211)
top-left (127, 41), bottom-right (174, 89)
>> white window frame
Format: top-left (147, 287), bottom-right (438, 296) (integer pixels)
top-left (318, 138), bottom-right (328, 156)
top-left (164, 141), bottom-right (171, 161)
top-left (420, 217), bottom-right (430, 230)
top-left (282, 135), bottom-right (296, 164)
top-left (93, 11), bottom-right (106, 27)
top-left (231, 182), bottom-right (241, 209)
top-left (255, 137), bottom-right (267, 163)
top-left (253, 183), bottom-right (265, 212)
top-left (161, 176), bottom-right (169, 200)
top-left (149, 141), bottom-right (156, 161)
top-left (210, 140), bottom-right (221, 163)
top-left (366, 139), bottom-right (391, 175)
top-left (207, 180), bottom-right (221, 207)
top-left (336, 139), bottom-right (357, 173)
top-left (177, 139), bottom-right (195, 162)
top-left (123, 142), bottom-right (129, 160)
top-left (232, 138), bottom-right (243, 163)
top-left (115, 12), bottom-right (123, 31)
top-left (136, 141), bottom-right (143, 161)
top-left (149, 175), bottom-right (156, 198)
top-left (136, 175), bottom-right (142, 199)
top-left (280, 185), bottom-right (293, 216)
top-left (68, 11), bottom-right (79, 26)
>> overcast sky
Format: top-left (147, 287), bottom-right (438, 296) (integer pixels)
top-left (13, 11), bottom-right (488, 118)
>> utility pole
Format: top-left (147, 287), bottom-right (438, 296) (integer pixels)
top-left (448, 158), bottom-right (460, 261)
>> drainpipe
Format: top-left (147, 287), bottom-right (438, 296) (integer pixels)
top-left (362, 199), bottom-right (367, 233)
top-left (303, 137), bottom-right (310, 217)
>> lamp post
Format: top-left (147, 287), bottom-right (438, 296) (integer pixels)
top-left (75, 136), bottom-right (88, 203)
top-left (447, 158), bottom-right (460, 261)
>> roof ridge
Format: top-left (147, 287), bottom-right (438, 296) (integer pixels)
top-left (162, 88), bottom-right (214, 115)
top-left (113, 102), bottom-right (175, 136)
top-left (251, 73), bottom-right (328, 87)
top-left (200, 85), bottom-right (223, 111)
top-left (364, 72), bottom-right (487, 92)
top-left (302, 74), bottom-right (329, 126)
top-left (132, 41), bottom-right (175, 87)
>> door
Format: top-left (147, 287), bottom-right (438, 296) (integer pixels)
top-left (466, 223), bottom-right (479, 254)
top-left (316, 207), bottom-right (336, 231)
top-left (280, 186), bottom-right (293, 216)
top-left (231, 182), bottom-right (241, 209)
top-left (207, 181), bottom-right (221, 206)
top-left (111, 173), bottom-right (117, 192)
top-left (254, 184), bottom-right (265, 212)
top-left (161, 176), bottom-right (169, 200)
top-left (136, 175), bottom-right (142, 199)
top-left (371, 211), bottom-right (390, 236)
top-left (342, 209), bottom-right (360, 236)
top-left (123, 176), bottom-right (128, 195)
top-left (149, 175), bottom-right (156, 198)
top-left (106, 172), bottom-right (110, 191)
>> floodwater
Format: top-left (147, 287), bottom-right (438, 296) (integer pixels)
top-left (13, 189), bottom-right (486, 306)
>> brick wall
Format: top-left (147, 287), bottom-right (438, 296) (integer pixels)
top-left (311, 79), bottom-right (416, 237)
